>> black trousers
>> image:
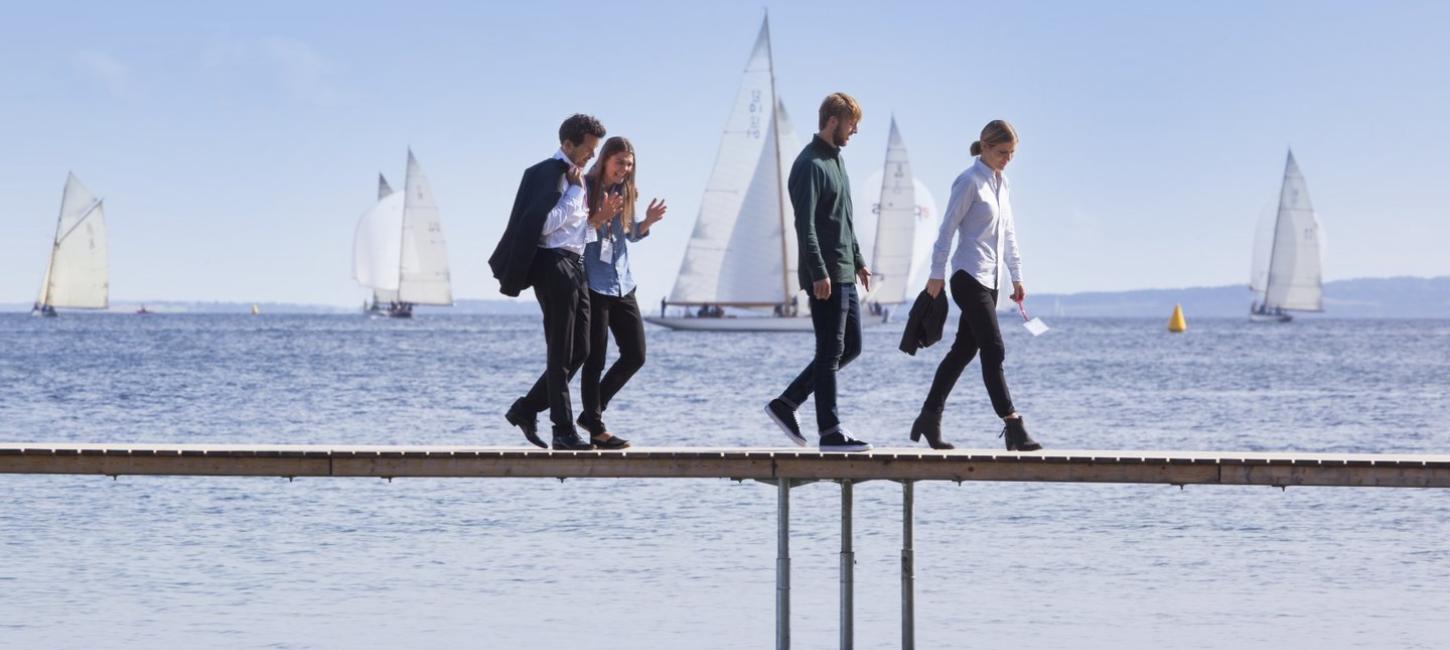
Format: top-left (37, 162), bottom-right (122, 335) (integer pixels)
top-left (781, 283), bottom-right (863, 433)
top-left (579, 289), bottom-right (646, 431)
top-left (922, 270), bottom-right (1015, 418)
top-left (518, 248), bottom-right (591, 435)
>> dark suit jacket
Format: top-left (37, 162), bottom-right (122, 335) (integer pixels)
top-left (489, 158), bottom-right (571, 297)
top-left (898, 290), bottom-right (949, 356)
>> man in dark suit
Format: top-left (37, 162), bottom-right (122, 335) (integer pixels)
top-left (490, 114), bottom-right (617, 450)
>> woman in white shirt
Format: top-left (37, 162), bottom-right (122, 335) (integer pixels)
top-left (910, 120), bottom-right (1042, 452)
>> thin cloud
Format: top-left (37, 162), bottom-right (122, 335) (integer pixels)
top-left (260, 36), bottom-right (333, 100)
top-left (72, 51), bottom-right (131, 98)
top-left (200, 35), bottom-right (337, 103)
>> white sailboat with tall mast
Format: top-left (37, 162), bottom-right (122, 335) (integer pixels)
top-left (644, 15), bottom-right (808, 332)
top-left (352, 150), bottom-right (452, 318)
top-left (33, 173), bottom-right (108, 317)
top-left (860, 116), bottom-right (936, 321)
top-left (1249, 149), bottom-right (1323, 322)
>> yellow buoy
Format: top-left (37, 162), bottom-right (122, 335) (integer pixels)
top-left (1168, 304), bottom-right (1187, 333)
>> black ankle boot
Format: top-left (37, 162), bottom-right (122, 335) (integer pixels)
top-left (1000, 416), bottom-right (1042, 452)
top-left (910, 411), bottom-right (954, 450)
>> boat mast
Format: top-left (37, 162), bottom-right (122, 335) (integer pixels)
top-left (1262, 149), bottom-right (1291, 311)
top-left (396, 150), bottom-right (412, 306)
top-left (37, 175), bottom-right (79, 309)
top-left (764, 11), bottom-right (793, 313)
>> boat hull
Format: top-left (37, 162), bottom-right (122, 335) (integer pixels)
top-left (1249, 312), bottom-right (1293, 323)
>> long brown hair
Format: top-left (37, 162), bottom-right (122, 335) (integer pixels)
top-left (586, 136), bottom-right (639, 235)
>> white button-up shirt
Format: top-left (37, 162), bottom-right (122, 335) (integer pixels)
top-left (929, 157), bottom-right (1022, 290)
top-left (538, 149), bottom-right (596, 255)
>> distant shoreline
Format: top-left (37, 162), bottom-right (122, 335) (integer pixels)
top-left (5, 275), bottom-right (1448, 318)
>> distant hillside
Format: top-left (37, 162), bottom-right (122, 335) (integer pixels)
top-left (1025, 276), bottom-right (1450, 318)
top-left (6, 277), bottom-right (1448, 318)
top-left (0, 298), bottom-right (539, 315)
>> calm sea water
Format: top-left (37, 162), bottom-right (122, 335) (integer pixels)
top-left (2, 313), bottom-right (1448, 649)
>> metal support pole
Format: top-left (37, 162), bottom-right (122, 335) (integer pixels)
top-left (777, 480), bottom-right (791, 650)
top-left (840, 479), bottom-right (854, 650)
top-left (902, 481), bottom-right (915, 650)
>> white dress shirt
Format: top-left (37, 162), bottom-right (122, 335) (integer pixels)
top-left (538, 149), bottom-right (596, 255)
top-left (929, 157), bottom-right (1022, 290)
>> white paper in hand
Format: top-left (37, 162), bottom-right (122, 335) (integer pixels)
top-left (1023, 317), bottom-right (1050, 336)
top-left (1015, 300), bottom-right (1050, 336)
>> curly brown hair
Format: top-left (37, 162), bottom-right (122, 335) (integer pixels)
top-left (558, 114), bottom-right (606, 146)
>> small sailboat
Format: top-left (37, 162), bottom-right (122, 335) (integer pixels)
top-left (1249, 150), bottom-right (1323, 322)
top-left (352, 151), bottom-right (453, 318)
top-left (250, 304), bottom-right (260, 316)
top-left (859, 117), bottom-right (936, 323)
top-left (645, 15), bottom-right (805, 332)
top-left (33, 173), bottom-right (108, 317)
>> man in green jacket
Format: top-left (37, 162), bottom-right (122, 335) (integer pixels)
top-left (765, 93), bottom-right (873, 452)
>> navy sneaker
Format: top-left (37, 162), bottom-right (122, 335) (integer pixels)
top-left (765, 398), bottom-right (806, 447)
top-left (819, 428), bottom-right (872, 453)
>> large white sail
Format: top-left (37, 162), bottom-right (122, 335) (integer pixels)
top-left (397, 150), bottom-right (452, 305)
top-left (353, 181), bottom-right (404, 295)
top-left (868, 118), bottom-right (919, 305)
top-left (668, 17), bottom-right (797, 306)
top-left (1260, 151), bottom-right (1323, 312)
top-left (38, 173), bottom-right (108, 309)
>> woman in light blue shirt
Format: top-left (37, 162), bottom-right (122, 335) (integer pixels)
top-left (910, 120), bottom-right (1043, 452)
top-left (578, 137), bottom-right (667, 449)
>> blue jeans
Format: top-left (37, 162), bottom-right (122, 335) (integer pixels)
top-left (780, 283), bottom-right (863, 433)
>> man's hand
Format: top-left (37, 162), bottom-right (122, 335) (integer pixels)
top-left (925, 278), bottom-right (945, 298)
top-left (1010, 281), bottom-right (1026, 303)
top-left (565, 166), bottom-right (582, 187)
top-left (813, 278), bottom-right (832, 301)
top-left (856, 266), bottom-right (872, 293)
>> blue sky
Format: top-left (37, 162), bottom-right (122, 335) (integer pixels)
top-left (2, 0), bottom-right (1447, 306)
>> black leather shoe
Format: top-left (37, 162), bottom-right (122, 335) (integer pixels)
top-left (1000, 416), bottom-right (1042, 452)
top-left (591, 434), bottom-right (631, 450)
top-left (551, 430), bottom-right (594, 451)
top-left (910, 411), bottom-right (954, 450)
top-left (506, 404), bottom-right (546, 449)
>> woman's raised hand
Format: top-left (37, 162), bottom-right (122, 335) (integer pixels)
top-left (645, 198), bottom-right (668, 224)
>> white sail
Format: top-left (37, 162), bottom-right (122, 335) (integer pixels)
top-left (397, 150), bottom-right (452, 305)
top-left (38, 173), bottom-right (108, 309)
top-left (668, 17), bottom-right (797, 306)
top-left (867, 118), bottom-right (920, 305)
top-left (1261, 151), bottom-right (1323, 312)
top-left (353, 189), bottom-right (404, 294)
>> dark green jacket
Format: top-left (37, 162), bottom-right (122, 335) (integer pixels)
top-left (790, 135), bottom-right (865, 291)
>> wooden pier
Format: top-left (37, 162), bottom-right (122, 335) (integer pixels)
top-left (5, 443), bottom-right (1449, 650)
top-left (3, 443), bottom-right (1448, 486)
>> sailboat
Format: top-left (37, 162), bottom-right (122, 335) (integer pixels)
top-left (33, 173), bottom-right (108, 317)
top-left (1249, 150), bottom-right (1323, 322)
top-left (859, 117), bottom-right (937, 322)
top-left (644, 15), bottom-right (807, 332)
top-left (352, 150), bottom-right (452, 318)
